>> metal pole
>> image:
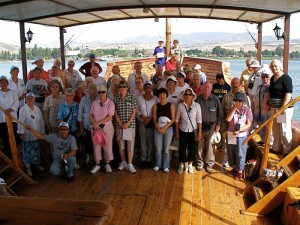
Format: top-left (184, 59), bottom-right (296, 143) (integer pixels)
top-left (283, 14), bottom-right (290, 73)
top-left (19, 22), bottom-right (28, 83)
top-left (59, 27), bottom-right (66, 70)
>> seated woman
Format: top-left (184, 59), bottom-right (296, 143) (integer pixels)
top-left (226, 92), bottom-right (253, 181)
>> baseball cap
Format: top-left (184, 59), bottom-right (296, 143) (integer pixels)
top-left (58, 122), bottom-right (69, 129)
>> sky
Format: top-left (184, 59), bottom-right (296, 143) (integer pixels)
top-left (1, 12), bottom-right (300, 47)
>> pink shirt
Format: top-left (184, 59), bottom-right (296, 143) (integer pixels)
top-left (227, 105), bottom-right (253, 137)
top-left (90, 98), bottom-right (115, 126)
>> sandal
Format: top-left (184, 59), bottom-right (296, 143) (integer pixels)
top-left (234, 172), bottom-right (243, 181)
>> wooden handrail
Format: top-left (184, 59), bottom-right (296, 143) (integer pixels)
top-left (243, 96), bottom-right (300, 144)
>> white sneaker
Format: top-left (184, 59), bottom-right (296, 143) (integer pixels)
top-left (104, 164), bottom-right (112, 173)
top-left (90, 165), bottom-right (100, 174)
top-left (188, 165), bottom-right (194, 174)
top-left (127, 164), bottom-right (137, 173)
top-left (153, 166), bottom-right (159, 171)
top-left (26, 167), bottom-right (33, 177)
top-left (164, 168), bottom-right (169, 173)
top-left (223, 161), bottom-right (230, 168)
top-left (118, 161), bottom-right (128, 171)
top-left (74, 164), bottom-right (80, 170)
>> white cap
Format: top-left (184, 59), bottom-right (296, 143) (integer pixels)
top-left (26, 92), bottom-right (35, 98)
top-left (58, 122), bottom-right (69, 129)
top-left (194, 64), bottom-right (201, 70)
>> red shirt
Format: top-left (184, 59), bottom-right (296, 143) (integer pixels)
top-left (27, 69), bottom-right (50, 83)
top-left (165, 60), bottom-right (176, 71)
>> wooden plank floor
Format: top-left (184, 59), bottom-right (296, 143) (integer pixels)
top-left (15, 151), bottom-right (281, 225)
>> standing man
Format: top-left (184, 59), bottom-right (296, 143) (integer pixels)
top-left (107, 65), bottom-right (126, 88)
top-left (194, 64), bottom-right (206, 85)
top-left (153, 39), bottom-right (166, 68)
top-left (26, 122), bottom-right (78, 182)
top-left (196, 82), bottom-right (223, 173)
top-left (91, 66), bottom-right (107, 86)
top-left (170, 39), bottom-right (185, 64)
top-left (212, 74), bottom-right (231, 103)
top-left (127, 61), bottom-right (148, 94)
top-left (240, 58), bottom-right (253, 93)
top-left (247, 60), bottom-right (262, 113)
top-left (79, 53), bottom-right (103, 78)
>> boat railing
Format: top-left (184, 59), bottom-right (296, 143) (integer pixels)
top-left (243, 96), bottom-right (300, 173)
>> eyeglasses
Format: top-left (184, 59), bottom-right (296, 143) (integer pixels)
top-left (177, 75), bottom-right (184, 79)
top-left (184, 93), bottom-right (193, 96)
top-left (144, 87), bottom-right (152, 89)
top-left (68, 64), bottom-right (74, 66)
top-left (98, 91), bottom-right (106, 94)
top-left (118, 86), bottom-right (127, 88)
top-left (66, 95), bottom-right (74, 97)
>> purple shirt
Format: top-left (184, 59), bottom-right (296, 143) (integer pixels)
top-left (227, 105), bottom-right (253, 137)
top-left (90, 98), bottom-right (115, 126)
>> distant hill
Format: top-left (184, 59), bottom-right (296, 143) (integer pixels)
top-left (1, 32), bottom-right (300, 52)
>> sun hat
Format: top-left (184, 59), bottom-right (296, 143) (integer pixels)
top-left (233, 92), bottom-right (245, 102)
top-left (158, 116), bottom-right (171, 128)
top-left (0, 76), bottom-right (8, 82)
top-left (249, 60), bottom-right (261, 68)
top-left (143, 80), bottom-right (153, 87)
top-left (181, 87), bottom-right (197, 101)
top-left (210, 132), bottom-right (221, 145)
top-left (194, 64), bottom-right (202, 70)
top-left (184, 65), bottom-right (193, 73)
top-left (166, 75), bottom-right (177, 84)
top-left (10, 66), bottom-right (19, 73)
top-left (58, 122), bottom-right (69, 129)
top-left (92, 128), bottom-right (106, 145)
top-left (31, 56), bottom-right (43, 65)
top-left (260, 68), bottom-right (273, 78)
top-left (26, 92), bottom-right (35, 98)
top-left (48, 80), bottom-right (63, 92)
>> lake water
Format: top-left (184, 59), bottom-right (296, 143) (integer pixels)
top-left (0, 59), bottom-right (299, 120)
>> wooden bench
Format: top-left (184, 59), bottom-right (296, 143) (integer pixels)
top-left (0, 196), bottom-right (114, 225)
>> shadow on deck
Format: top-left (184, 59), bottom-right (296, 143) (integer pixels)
top-left (11, 150), bottom-right (281, 225)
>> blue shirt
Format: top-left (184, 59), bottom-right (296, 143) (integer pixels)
top-left (153, 46), bottom-right (166, 66)
top-left (77, 94), bottom-right (99, 131)
top-left (57, 101), bottom-right (79, 133)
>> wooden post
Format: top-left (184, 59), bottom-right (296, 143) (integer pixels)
top-left (260, 120), bottom-right (273, 173)
top-left (257, 23), bottom-right (262, 63)
top-left (5, 115), bottom-right (20, 168)
top-left (166, 18), bottom-right (171, 58)
top-left (283, 14), bottom-right (290, 73)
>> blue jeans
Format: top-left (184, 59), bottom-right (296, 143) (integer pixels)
top-left (154, 127), bottom-right (173, 169)
top-left (227, 136), bottom-right (247, 171)
top-left (50, 156), bottom-right (76, 178)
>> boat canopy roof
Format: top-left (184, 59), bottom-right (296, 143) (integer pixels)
top-left (0, 0), bottom-right (300, 27)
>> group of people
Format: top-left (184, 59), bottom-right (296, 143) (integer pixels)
top-left (0, 43), bottom-right (293, 182)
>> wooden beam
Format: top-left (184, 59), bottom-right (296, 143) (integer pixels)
top-left (166, 18), bottom-right (171, 58)
top-left (283, 14), bottom-right (290, 73)
top-left (5, 115), bottom-right (20, 168)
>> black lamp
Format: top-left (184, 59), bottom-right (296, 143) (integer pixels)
top-left (25, 28), bottom-right (33, 43)
top-left (273, 23), bottom-right (285, 40)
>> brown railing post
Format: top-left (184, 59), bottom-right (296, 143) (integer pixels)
top-left (259, 120), bottom-right (273, 174)
top-left (5, 114), bottom-right (20, 168)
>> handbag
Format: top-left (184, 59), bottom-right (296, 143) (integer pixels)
top-left (260, 165), bottom-right (283, 184)
top-left (184, 104), bottom-right (198, 142)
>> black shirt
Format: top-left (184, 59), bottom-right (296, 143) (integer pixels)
top-left (268, 74), bottom-right (293, 99)
top-left (212, 82), bottom-right (232, 103)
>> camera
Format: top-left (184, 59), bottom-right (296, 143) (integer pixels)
top-left (235, 123), bottom-right (241, 131)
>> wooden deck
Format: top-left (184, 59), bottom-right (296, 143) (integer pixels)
top-left (13, 151), bottom-right (280, 225)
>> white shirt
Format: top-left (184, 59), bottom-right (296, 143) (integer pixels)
top-left (65, 69), bottom-right (82, 90)
top-left (0, 89), bottom-right (19, 123)
top-left (248, 72), bottom-right (262, 96)
top-left (137, 95), bottom-right (159, 121)
top-left (176, 83), bottom-right (190, 94)
top-left (93, 76), bottom-right (107, 86)
top-left (167, 90), bottom-right (181, 108)
top-left (175, 101), bottom-right (202, 132)
top-left (127, 72), bottom-right (148, 94)
top-left (17, 104), bottom-right (45, 141)
top-left (8, 77), bottom-right (26, 108)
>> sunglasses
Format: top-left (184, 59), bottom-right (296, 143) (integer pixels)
top-left (98, 91), bottom-right (106, 94)
top-left (118, 86), bottom-right (127, 88)
top-left (184, 93), bottom-right (193, 96)
top-left (177, 75), bottom-right (184, 78)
